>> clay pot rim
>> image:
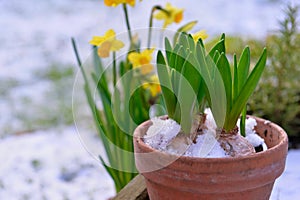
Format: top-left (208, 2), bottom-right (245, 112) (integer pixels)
top-left (134, 116), bottom-right (288, 163)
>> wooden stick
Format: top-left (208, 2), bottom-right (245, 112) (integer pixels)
top-left (113, 174), bottom-right (149, 200)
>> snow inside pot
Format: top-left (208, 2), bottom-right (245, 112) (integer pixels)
top-left (133, 116), bottom-right (288, 200)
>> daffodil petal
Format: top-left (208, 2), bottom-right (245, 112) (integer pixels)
top-left (126, 0), bottom-right (135, 7)
top-left (104, 0), bottom-right (122, 7)
top-left (111, 40), bottom-right (125, 51)
top-left (192, 30), bottom-right (208, 42)
top-left (97, 41), bottom-right (112, 58)
top-left (154, 11), bottom-right (168, 20)
top-left (128, 52), bottom-right (141, 67)
top-left (140, 64), bottom-right (154, 75)
top-left (89, 36), bottom-right (105, 46)
top-left (154, 3), bottom-right (184, 28)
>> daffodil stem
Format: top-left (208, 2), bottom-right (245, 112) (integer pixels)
top-left (147, 6), bottom-right (169, 49)
top-left (71, 38), bottom-right (88, 85)
top-left (113, 52), bottom-right (117, 86)
top-left (122, 4), bottom-right (133, 44)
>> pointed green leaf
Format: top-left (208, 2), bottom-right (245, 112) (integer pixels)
top-left (176, 55), bottom-right (198, 133)
top-left (213, 50), bottom-right (221, 64)
top-left (237, 46), bottom-right (250, 93)
top-left (157, 50), bottom-right (177, 118)
top-left (209, 34), bottom-right (226, 58)
top-left (233, 54), bottom-right (239, 101)
top-left (187, 34), bottom-right (195, 51)
top-left (169, 44), bottom-right (180, 69)
top-left (177, 20), bottom-right (198, 33)
top-left (228, 48), bottom-right (267, 130)
top-left (165, 38), bottom-right (173, 65)
top-left (173, 20), bottom-right (198, 45)
top-left (178, 32), bottom-right (190, 51)
top-left (216, 53), bottom-right (232, 116)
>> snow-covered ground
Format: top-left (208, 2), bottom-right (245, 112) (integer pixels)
top-left (0, 0), bottom-right (299, 199)
top-left (0, 127), bottom-right (115, 200)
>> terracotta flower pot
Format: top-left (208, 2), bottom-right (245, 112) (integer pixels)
top-left (133, 116), bottom-right (288, 200)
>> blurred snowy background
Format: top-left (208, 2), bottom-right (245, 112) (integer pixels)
top-left (0, 0), bottom-right (299, 199)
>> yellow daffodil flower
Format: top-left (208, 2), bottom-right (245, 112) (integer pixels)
top-left (143, 75), bottom-right (161, 97)
top-left (154, 3), bottom-right (184, 28)
top-left (192, 30), bottom-right (208, 42)
top-left (104, 0), bottom-right (135, 7)
top-left (128, 49), bottom-right (154, 75)
top-left (89, 29), bottom-right (124, 58)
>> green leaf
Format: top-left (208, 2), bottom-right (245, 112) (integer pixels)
top-left (204, 55), bottom-right (227, 128)
top-left (178, 32), bottom-right (190, 51)
top-left (216, 53), bottom-right (232, 117)
top-left (187, 34), bottom-right (195, 52)
top-left (176, 54), bottom-right (198, 133)
top-left (209, 33), bottom-right (226, 58)
top-left (178, 20), bottom-right (198, 32)
top-left (213, 50), bottom-right (221, 64)
top-left (99, 156), bottom-right (137, 192)
top-left (237, 46), bottom-right (250, 93)
top-left (169, 44), bottom-right (180, 69)
top-left (197, 38), bottom-right (205, 48)
top-left (195, 42), bottom-right (211, 106)
top-left (195, 43), bottom-right (226, 127)
top-left (173, 20), bottom-right (198, 44)
top-left (165, 38), bottom-right (173, 65)
top-left (240, 106), bottom-right (247, 137)
top-left (171, 68), bottom-right (179, 100)
top-left (227, 48), bottom-right (267, 130)
top-left (233, 54), bottom-right (239, 101)
top-left (157, 50), bottom-right (177, 118)
top-left (174, 45), bottom-right (186, 72)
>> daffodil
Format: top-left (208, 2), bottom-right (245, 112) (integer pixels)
top-left (154, 3), bottom-right (184, 28)
top-left (89, 29), bottom-right (124, 58)
top-left (104, 0), bottom-right (135, 7)
top-left (143, 75), bottom-right (161, 97)
top-left (192, 30), bottom-right (208, 42)
top-left (128, 49), bottom-right (154, 75)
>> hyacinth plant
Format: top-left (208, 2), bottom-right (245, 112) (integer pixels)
top-left (72, 0), bottom-right (202, 192)
top-left (157, 33), bottom-right (267, 156)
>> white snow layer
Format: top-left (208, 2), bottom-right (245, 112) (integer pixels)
top-left (144, 110), bottom-right (227, 158)
top-left (144, 117), bottom-right (181, 150)
top-left (0, 127), bottom-right (115, 200)
top-left (185, 132), bottom-right (227, 158)
top-left (145, 109), bottom-right (268, 157)
top-left (237, 117), bottom-right (268, 149)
